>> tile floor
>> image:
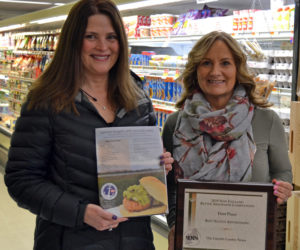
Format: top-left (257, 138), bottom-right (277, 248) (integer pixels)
top-left (0, 171), bottom-right (168, 250)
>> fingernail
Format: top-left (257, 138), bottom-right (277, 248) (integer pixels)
top-left (274, 185), bottom-right (278, 190)
top-left (276, 181), bottom-right (281, 185)
top-left (274, 190), bottom-right (278, 195)
top-left (159, 155), bottom-right (164, 159)
top-left (112, 215), bottom-right (117, 220)
top-left (160, 160), bottom-right (164, 166)
top-left (272, 179), bottom-right (277, 184)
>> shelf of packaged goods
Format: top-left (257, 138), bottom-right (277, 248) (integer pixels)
top-left (136, 73), bottom-right (179, 81)
top-left (272, 87), bottom-right (292, 96)
top-left (8, 97), bottom-right (22, 104)
top-left (11, 30), bottom-right (61, 37)
top-left (0, 87), bottom-right (9, 94)
top-left (152, 99), bottom-right (176, 113)
top-left (130, 65), bottom-right (184, 72)
top-left (231, 31), bottom-right (294, 40)
top-left (7, 75), bottom-right (35, 82)
top-left (9, 87), bottom-right (28, 94)
top-left (129, 36), bottom-right (195, 45)
top-left (128, 31), bottom-right (294, 45)
top-left (12, 50), bottom-right (55, 56)
top-left (0, 71), bottom-right (35, 82)
top-left (131, 67), bottom-right (182, 81)
top-left (153, 104), bottom-right (176, 113)
top-left (0, 59), bottom-right (13, 63)
top-left (0, 47), bottom-right (14, 51)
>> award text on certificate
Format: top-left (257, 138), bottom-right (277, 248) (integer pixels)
top-left (183, 189), bottom-right (267, 250)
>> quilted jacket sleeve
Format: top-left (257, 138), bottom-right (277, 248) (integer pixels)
top-left (4, 103), bottom-right (87, 228)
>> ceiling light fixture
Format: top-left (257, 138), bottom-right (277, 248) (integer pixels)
top-left (30, 15), bottom-right (68, 24)
top-left (117, 0), bottom-right (187, 11)
top-left (0, 0), bottom-right (64, 5)
top-left (196, 0), bottom-right (219, 3)
top-left (0, 23), bottom-right (26, 32)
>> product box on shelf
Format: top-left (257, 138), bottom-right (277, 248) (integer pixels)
top-left (123, 15), bottom-right (150, 38)
top-left (272, 5), bottom-right (295, 31)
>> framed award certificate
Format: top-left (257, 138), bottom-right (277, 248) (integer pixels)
top-left (175, 180), bottom-right (277, 250)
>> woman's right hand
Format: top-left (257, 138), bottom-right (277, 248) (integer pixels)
top-left (84, 204), bottom-right (128, 231)
top-left (168, 225), bottom-right (175, 250)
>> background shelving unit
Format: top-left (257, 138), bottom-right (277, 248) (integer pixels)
top-left (0, 3), bottom-right (297, 132)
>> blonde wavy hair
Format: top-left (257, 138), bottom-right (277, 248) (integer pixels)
top-left (176, 31), bottom-right (271, 109)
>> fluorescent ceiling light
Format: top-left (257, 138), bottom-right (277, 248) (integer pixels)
top-left (0, 0), bottom-right (64, 5)
top-left (118, 0), bottom-right (187, 11)
top-left (196, 0), bottom-right (218, 3)
top-left (0, 23), bottom-right (26, 32)
top-left (30, 15), bottom-right (67, 24)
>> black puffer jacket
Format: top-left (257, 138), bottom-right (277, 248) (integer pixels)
top-left (4, 83), bottom-right (156, 250)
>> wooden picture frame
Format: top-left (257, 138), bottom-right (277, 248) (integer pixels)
top-left (175, 180), bottom-right (277, 250)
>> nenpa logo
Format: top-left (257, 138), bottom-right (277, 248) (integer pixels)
top-left (184, 228), bottom-right (200, 246)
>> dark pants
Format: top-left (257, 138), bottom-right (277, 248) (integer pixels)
top-left (34, 217), bottom-right (155, 250)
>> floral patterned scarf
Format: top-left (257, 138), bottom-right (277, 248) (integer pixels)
top-left (173, 85), bottom-right (256, 182)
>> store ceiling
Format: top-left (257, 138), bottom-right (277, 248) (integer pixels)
top-left (0, 0), bottom-right (294, 22)
top-left (0, 0), bottom-right (75, 21)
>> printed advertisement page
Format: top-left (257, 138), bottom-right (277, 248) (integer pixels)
top-left (95, 126), bottom-right (168, 217)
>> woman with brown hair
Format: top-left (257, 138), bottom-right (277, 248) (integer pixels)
top-left (4, 0), bottom-right (173, 249)
top-left (162, 31), bottom-right (293, 250)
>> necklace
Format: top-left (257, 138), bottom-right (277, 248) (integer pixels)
top-left (80, 88), bottom-right (107, 110)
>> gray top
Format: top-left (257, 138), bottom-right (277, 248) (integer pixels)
top-left (162, 107), bottom-right (292, 228)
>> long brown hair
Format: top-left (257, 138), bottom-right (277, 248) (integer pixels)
top-left (176, 31), bottom-right (271, 109)
top-left (27, 0), bottom-right (140, 113)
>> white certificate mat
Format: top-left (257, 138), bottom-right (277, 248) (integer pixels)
top-left (182, 189), bottom-right (267, 250)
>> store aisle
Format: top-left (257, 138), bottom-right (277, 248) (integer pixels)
top-left (0, 171), bottom-right (35, 250)
top-left (0, 171), bottom-right (167, 250)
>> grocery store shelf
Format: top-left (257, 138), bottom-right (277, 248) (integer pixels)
top-left (12, 50), bottom-right (55, 56)
top-left (129, 31), bottom-right (294, 46)
top-left (232, 31), bottom-right (294, 40)
top-left (131, 65), bottom-right (184, 72)
top-left (152, 99), bottom-right (177, 112)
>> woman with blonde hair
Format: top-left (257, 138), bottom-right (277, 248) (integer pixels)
top-left (163, 31), bottom-right (292, 250)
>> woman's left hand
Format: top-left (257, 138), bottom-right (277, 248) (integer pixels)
top-left (273, 179), bottom-right (293, 204)
top-left (160, 150), bottom-right (174, 175)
